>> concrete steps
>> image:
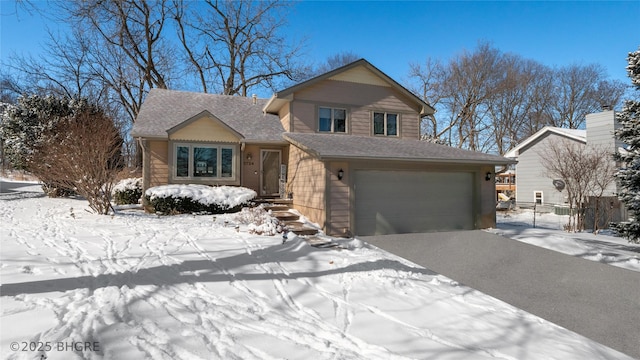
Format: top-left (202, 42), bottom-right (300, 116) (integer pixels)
top-left (256, 197), bottom-right (318, 236)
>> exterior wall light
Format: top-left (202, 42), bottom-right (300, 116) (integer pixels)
top-left (246, 152), bottom-right (252, 161)
top-left (485, 172), bottom-right (492, 181)
top-left (338, 169), bottom-right (344, 180)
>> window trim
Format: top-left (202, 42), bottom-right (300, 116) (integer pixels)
top-left (372, 111), bottom-right (400, 137)
top-left (172, 142), bottom-right (237, 181)
top-left (318, 106), bottom-right (348, 133)
top-left (534, 191), bottom-right (543, 205)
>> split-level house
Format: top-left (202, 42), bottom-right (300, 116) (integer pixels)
top-left (131, 59), bottom-right (515, 236)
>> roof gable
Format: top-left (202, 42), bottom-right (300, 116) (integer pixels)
top-left (504, 127), bottom-right (587, 158)
top-left (327, 65), bottom-right (391, 87)
top-left (168, 110), bottom-right (243, 142)
top-left (264, 59), bottom-right (434, 116)
top-left (131, 89), bottom-right (285, 143)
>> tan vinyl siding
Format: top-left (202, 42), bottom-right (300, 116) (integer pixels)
top-left (328, 66), bottom-right (391, 87)
top-left (279, 103), bottom-right (291, 132)
top-left (287, 145), bottom-right (326, 229)
top-left (149, 140), bottom-right (169, 187)
top-left (290, 79), bottom-right (421, 139)
top-left (169, 115), bottom-right (240, 142)
top-left (401, 113), bottom-right (421, 140)
top-left (328, 162), bottom-right (350, 235)
top-left (477, 165), bottom-right (497, 229)
top-left (350, 111), bottom-right (371, 136)
top-left (291, 102), bottom-right (316, 133)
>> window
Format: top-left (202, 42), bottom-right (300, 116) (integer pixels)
top-left (319, 107), bottom-right (346, 133)
top-left (174, 143), bottom-right (235, 180)
top-left (193, 147), bottom-right (217, 177)
top-left (534, 191), bottom-right (543, 205)
top-left (373, 112), bottom-right (398, 136)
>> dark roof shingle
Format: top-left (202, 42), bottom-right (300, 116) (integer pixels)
top-left (284, 133), bottom-right (515, 165)
top-left (131, 88), bottom-right (285, 142)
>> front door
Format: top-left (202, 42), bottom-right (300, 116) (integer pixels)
top-left (260, 150), bottom-right (281, 196)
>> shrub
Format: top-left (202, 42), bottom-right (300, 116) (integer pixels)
top-left (234, 205), bottom-right (283, 235)
top-left (145, 184), bottom-right (256, 215)
top-left (112, 177), bottom-right (143, 205)
top-left (41, 182), bottom-right (76, 198)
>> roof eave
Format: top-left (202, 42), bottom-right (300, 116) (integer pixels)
top-left (241, 139), bottom-right (288, 145)
top-left (318, 155), bottom-right (516, 165)
top-left (263, 94), bottom-right (293, 115)
top-left (132, 134), bottom-right (168, 140)
top-left (505, 126), bottom-right (587, 157)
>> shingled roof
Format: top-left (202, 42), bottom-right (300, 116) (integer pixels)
top-left (131, 88), bottom-right (285, 142)
top-left (284, 133), bottom-right (516, 165)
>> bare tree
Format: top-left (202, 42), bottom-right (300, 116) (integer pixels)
top-left (172, 0), bottom-right (303, 96)
top-left (408, 58), bottom-right (448, 143)
top-left (486, 57), bottom-right (555, 154)
top-left (0, 74), bottom-right (24, 103)
top-left (441, 42), bottom-right (503, 151)
top-left (66, 0), bottom-right (172, 90)
top-left (540, 139), bottom-right (616, 232)
top-left (406, 44), bottom-right (626, 153)
top-left (550, 64), bottom-right (625, 129)
top-left (7, 28), bottom-right (98, 100)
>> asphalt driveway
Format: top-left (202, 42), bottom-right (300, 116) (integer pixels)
top-left (361, 230), bottom-right (640, 359)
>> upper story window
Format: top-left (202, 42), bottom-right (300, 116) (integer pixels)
top-left (319, 107), bottom-right (346, 133)
top-left (174, 143), bottom-right (235, 180)
top-left (373, 112), bottom-right (398, 136)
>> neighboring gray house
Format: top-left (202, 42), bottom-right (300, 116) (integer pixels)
top-left (504, 127), bottom-right (586, 206)
top-left (504, 110), bottom-right (625, 221)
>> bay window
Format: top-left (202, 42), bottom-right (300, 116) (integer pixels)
top-left (174, 143), bottom-right (235, 180)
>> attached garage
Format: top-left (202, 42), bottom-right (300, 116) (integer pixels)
top-left (354, 170), bottom-right (475, 236)
top-left (284, 133), bottom-right (516, 237)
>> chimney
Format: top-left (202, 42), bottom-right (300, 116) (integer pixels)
top-left (601, 104), bottom-right (612, 111)
top-left (252, 94), bottom-right (257, 105)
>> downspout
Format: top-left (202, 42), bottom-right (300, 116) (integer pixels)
top-left (137, 137), bottom-right (150, 206)
top-left (240, 142), bottom-right (246, 188)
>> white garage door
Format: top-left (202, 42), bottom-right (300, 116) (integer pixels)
top-left (354, 170), bottom-right (475, 236)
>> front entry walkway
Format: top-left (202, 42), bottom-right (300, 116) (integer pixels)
top-left (361, 230), bottom-right (640, 359)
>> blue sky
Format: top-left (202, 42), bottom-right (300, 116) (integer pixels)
top-left (1, 0), bottom-right (639, 94)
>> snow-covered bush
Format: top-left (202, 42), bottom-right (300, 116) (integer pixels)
top-left (145, 184), bottom-right (256, 215)
top-left (112, 177), bottom-right (143, 205)
top-left (233, 206), bottom-right (282, 235)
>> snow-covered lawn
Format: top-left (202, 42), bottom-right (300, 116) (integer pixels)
top-left (0, 183), bottom-right (634, 359)
top-left (490, 210), bottom-right (640, 273)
